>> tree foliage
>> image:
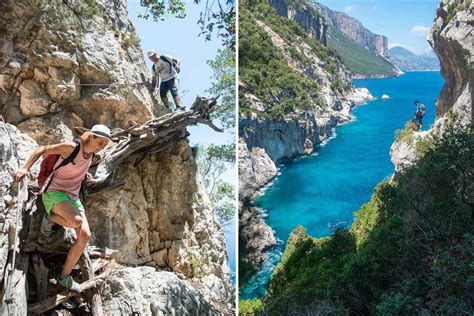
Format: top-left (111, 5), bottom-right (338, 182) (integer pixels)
top-left (197, 144), bottom-right (236, 227)
top-left (138, 0), bottom-right (235, 48)
top-left (206, 48), bottom-right (236, 130)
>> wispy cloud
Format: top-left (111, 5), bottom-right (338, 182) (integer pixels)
top-left (344, 6), bottom-right (353, 13)
top-left (411, 25), bottom-right (430, 34)
top-left (370, 5), bottom-right (377, 11)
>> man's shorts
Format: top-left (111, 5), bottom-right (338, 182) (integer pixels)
top-left (160, 78), bottom-right (178, 98)
top-left (42, 190), bottom-right (84, 216)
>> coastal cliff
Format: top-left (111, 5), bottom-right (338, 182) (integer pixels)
top-left (266, 0), bottom-right (397, 77)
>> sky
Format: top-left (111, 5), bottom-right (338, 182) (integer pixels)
top-left (316, 0), bottom-right (441, 55)
top-left (126, 1), bottom-right (236, 281)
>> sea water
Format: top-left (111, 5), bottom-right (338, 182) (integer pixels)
top-left (240, 71), bottom-right (444, 299)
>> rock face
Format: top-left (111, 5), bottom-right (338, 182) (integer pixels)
top-left (101, 267), bottom-right (223, 315)
top-left (311, 1), bottom-right (388, 57)
top-left (268, 0), bottom-right (327, 45)
top-left (0, 0), bottom-right (157, 142)
top-left (390, 0), bottom-right (472, 174)
top-left (0, 0), bottom-right (232, 312)
top-left (428, 0), bottom-right (473, 125)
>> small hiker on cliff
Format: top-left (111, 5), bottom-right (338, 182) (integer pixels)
top-left (15, 124), bottom-right (112, 293)
top-left (412, 100), bottom-right (427, 130)
top-left (147, 49), bottom-right (184, 111)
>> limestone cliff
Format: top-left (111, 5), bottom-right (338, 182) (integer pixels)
top-left (268, 0), bottom-right (327, 45)
top-left (0, 0), bottom-right (232, 314)
top-left (390, 0), bottom-right (473, 173)
top-left (311, 0), bottom-right (388, 57)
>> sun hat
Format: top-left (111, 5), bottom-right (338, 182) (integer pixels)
top-left (147, 49), bottom-right (157, 58)
top-left (90, 124), bottom-right (112, 140)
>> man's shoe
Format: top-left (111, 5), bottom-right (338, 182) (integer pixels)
top-left (56, 275), bottom-right (81, 293)
top-left (40, 213), bottom-right (55, 237)
top-left (176, 105), bottom-right (185, 111)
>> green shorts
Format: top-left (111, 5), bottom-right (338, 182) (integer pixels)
top-left (42, 190), bottom-right (84, 216)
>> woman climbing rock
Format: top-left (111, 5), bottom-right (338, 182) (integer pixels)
top-left (15, 124), bottom-right (112, 293)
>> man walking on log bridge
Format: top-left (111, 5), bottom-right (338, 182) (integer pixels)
top-left (15, 125), bottom-right (112, 293)
top-left (147, 49), bottom-right (185, 111)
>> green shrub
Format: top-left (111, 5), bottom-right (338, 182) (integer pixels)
top-left (239, 299), bottom-right (264, 315)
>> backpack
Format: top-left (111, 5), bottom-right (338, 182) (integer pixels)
top-left (38, 140), bottom-right (81, 192)
top-left (420, 104), bottom-right (426, 116)
top-left (159, 55), bottom-right (180, 74)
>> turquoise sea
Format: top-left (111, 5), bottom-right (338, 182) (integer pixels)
top-left (240, 71), bottom-right (444, 299)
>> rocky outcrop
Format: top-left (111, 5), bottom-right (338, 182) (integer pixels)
top-left (101, 267), bottom-right (223, 315)
top-left (268, 0), bottom-right (327, 45)
top-left (390, 0), bottom-right (472, 175)
top-left (239, 206), bottom-right (276, 265)
top-left (0, 0), bottom-right (232, 313)
top-left (238, 140), bottom-right (277, 201)
top-left (312, 1), bottom-right (388, 57)
top-left (428, 0), bottom-right (473, 126)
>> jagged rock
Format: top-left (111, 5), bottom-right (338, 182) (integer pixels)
top-left (238, 140), bottom-right (277, 201)
top-left (239, 206), bottom-right (276, 265)
top-left (428, 0), bottom-right (473, 127)
top-left (390, 135), bottom-right (419, 174)
top-left (17, 116), bottom-right (74, 146)
top-left (18, 79), bottom-right (51, 117)
top-left (45, 66), bottom-right (80, 103)
top-left (347, 87), bottom-right (375, 105)
top-left (0, 123), bottom-right (38, 281)
top-left (101, 267), bottom-right (221, 315)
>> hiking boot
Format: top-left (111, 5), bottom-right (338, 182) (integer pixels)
top-left (40, 213), bottom-right (55, 237)
top-left (56, 275), bottom-right (81, 293)
top-left (176, 105), bottom-right (185, 111)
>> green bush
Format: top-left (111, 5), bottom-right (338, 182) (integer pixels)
top-left (239, 299), bottom-right (264, 315)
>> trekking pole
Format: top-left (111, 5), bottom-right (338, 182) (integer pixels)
top-left (4, 177), bottom-right (28, 304)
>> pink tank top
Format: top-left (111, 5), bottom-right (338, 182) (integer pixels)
top-left (46, 142), bottom-right (92, 199)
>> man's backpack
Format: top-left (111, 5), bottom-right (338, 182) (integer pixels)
top-left (420, 104), bottom-right (427, 116)
top-left (159, 55), bottom-right (180, 74)
top-left (38, 140), bottom-right (80, 191)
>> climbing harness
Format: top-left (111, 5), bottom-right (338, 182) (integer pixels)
top-left (4, 178), bottom-right (28, 304)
